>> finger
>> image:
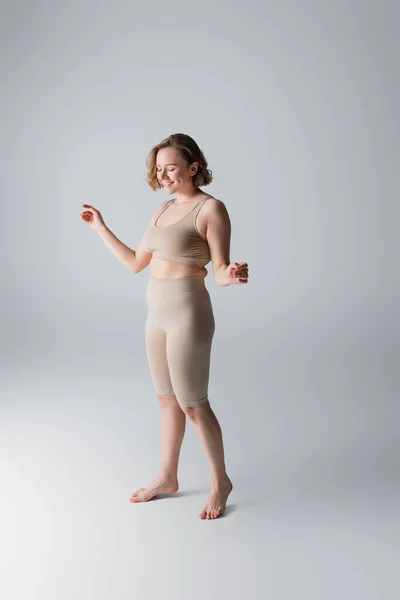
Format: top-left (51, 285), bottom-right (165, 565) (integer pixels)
top-left (231, 264), bottom-right (248, 273)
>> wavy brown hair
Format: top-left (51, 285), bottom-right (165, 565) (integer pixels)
top-left (146, 133), bottom-right (213, 191)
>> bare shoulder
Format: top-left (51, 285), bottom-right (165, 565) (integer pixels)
top-left (141, 199), bottom-right (167, 231)
top-left (196, 196), bottom-right (229, 239)
top-left (151, 199), bottom-right (167, 217)
top-left (203, 196), bottom-right (228, 215)
top-left (203, 197), bottom-right (230, 225)
top-left (158, 198), bottom-right (170, 209)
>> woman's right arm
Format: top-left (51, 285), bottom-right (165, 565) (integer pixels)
top-left (96, 224), bottom-right (138, 271)
top-left (80, 202), bottom-right (163, 274)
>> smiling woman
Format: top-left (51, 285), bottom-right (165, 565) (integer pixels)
top-left (146, 132), bottom-right (213, 191)
top-left (80, 132), bottom-right (249, 519)
top-left (140, 134), bottom-right (221, 281)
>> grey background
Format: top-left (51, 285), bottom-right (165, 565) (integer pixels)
top-left (1, 0), bottom-right (399, 598)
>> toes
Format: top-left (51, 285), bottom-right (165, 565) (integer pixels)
top-left (131, 488), bottom-right (145, 497)
top-left (130, 487), bottom-right (146, 502)
top-left (200, 503), bottom-right (226, 520)
top-left (200, 506), bottom-right (223, 520)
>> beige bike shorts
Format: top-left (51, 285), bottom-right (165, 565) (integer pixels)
top-left (145, 276), bottom-right (215, 408)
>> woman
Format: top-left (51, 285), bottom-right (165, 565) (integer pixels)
top-left (80, 133), bottom-right (249, 519)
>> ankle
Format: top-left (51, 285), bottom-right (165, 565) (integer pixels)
top-left (159, 468), bottom-right (178, 481)
top-left (212, 474), bottom-right (231, 487)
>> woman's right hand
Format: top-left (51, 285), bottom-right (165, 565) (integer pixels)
top-left (80, 204), bottom-right (106, 231)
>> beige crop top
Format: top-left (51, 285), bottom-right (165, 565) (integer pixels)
top-left (143, 196), bottom-right (211, 269)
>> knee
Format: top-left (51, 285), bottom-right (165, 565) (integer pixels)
top-left (181, 400), bottom-right (211, 421)
top-left (156, 393), bottom-right (181, 409)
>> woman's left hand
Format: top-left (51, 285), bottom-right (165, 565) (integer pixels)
top-left (222, 262), bottom-right (249, 285)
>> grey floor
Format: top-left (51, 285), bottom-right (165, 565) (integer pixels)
top-left (2, 344), bottom-right (398, 600)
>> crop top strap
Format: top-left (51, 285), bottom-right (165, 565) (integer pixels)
top-left (154, 199), bottom-right (174, 226)
top-left (193, 195), bottom-right (211, 217)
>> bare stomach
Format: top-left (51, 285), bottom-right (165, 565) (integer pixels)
top-left (149, 257), bottom-right (207, 280)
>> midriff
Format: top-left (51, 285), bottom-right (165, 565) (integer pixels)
top-left (149, 258), bottom-right (207, 280)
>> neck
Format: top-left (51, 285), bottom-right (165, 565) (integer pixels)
top-left (173, 187), bottom-right (203, 204)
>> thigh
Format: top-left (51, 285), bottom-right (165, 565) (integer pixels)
top-left (166, 303), bottom-right (215, 408)
top-left (145, 317), bottom-right (174, 396)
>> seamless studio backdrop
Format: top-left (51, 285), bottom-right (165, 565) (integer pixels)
top-left (1, 1), bottom-right (399, 599)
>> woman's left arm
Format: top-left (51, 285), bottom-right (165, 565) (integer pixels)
top-left (205, 199), bottom-right (249, 287)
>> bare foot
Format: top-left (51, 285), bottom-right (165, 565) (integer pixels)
top-left (199, 477), bottom-right (233, 519)
top-left (129, 475), bottom-right (179, 503)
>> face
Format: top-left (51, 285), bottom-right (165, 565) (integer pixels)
top-left (156, 147), bottom-right (198, 193)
